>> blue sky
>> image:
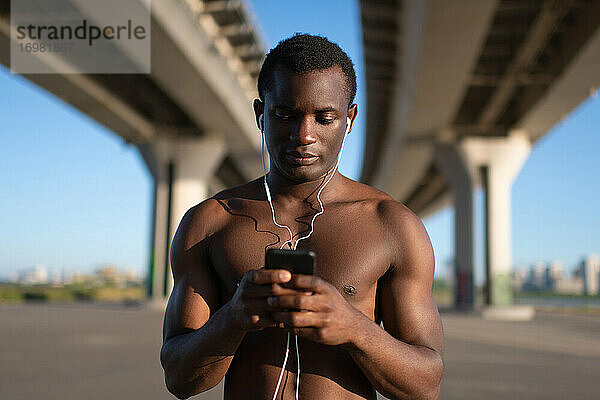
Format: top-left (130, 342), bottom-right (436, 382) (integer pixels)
top-left (0, 68), bottom-right (153, 279)
top-left (1, 0), bottom-right (599, 282)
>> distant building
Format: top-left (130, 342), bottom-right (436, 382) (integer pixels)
top-left (95, 264), bottom-right (142, 287)
top-left (50, 268), bottom-right (64, 286)
top-left (555, 277), bottom-right (584, 295)
top-left (17, 265), bottom-right (49, 285)
top-left (10, 264), bottom-right (144, 287)
top-left (62, 270), bottom-right (75, 285)
top-left (518, 260), bottom-right (583, 294)
top-left (513, 266), bottom-right (528, 291)
top-left (514, 266), bottom-right (526, 290)
top-left (580, 254), bottom-right (600, 295)
top-left (97, 265), bottom-right (118, 281)
top-left (545, 261), bottom-right (563, 290)
top-left (523, 262), bottom-right (547, 291)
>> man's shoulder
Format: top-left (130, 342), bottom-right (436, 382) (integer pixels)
top-left (378, 199), bottom-right (428, 243)
top-left (342, 178), bottom-right (426, 239)
top-left (178, 177), bottom-right (264, 241)
top-left (340, 181), bottom-right (432, 273)
top-left (357, 186), bottom-right (433, 272)
top-left (342, 178), bottom-right (414, 219)
top-left (340, 177), bottom-right (390, 204)
top-left (212, 176), bottom-right (264, 202)
top-left (172, 198), bottom-right (227, 251)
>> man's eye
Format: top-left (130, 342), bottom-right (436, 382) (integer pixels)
top-left (316, 117), bottom-right (335, 125)
top-left (275, 113), bottom-right (293, 121)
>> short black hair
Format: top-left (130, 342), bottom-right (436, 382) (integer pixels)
top-left (258, 34), bottom-right (357, 106)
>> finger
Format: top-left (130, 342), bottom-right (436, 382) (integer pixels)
top-left (293, 327), bottom-right (321, 342)
top-left (271, 311), bottom-right (326, 328)
top-left (286, 275), bottom-right (329, 293)
top-left (267, 294), bottom-right (325, 312)
top-left (240, 298), bottom-right (272, 313)
top-left (242, 283), bottom-right (301, 299)
top-left (246, 313), bottom-right (278, 331)
top-left (240, 294), bottom-right (307, 313)
top-left (248, 269), bottom-right (291, 285)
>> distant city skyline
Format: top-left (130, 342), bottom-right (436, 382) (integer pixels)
top-left (8, 263), bottom-right (142, 286)
top-left (1, 0), bottom-right (599, 285)
top-left (511, 254), bottom-right (600, 296)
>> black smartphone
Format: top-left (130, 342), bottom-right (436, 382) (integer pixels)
top-left (264, 248), bottom-right (316, 275)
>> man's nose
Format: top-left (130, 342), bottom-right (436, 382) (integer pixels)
top-left (291, 118), bottom-right (317, 145)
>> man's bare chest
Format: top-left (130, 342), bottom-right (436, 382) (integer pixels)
top-left (208, 201), bottom-right (390, 311)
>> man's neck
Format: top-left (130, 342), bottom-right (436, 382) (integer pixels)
top-left (265, 168), bottom-right (344, 206)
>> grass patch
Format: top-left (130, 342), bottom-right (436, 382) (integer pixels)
top-left (0, 283), bottom-right (146, 304)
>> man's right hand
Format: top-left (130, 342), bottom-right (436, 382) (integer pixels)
top-left (228, 268), bottom-right (293, 331)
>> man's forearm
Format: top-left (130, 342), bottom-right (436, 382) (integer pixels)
top-left (344, 313), bottom-right (443, 400)
top-left (160, 301), bottom-right (244, 399)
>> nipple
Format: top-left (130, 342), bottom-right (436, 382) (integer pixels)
top-left (343, 285), bottom-right (357, 296)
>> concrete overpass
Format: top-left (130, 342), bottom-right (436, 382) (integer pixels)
top-left (2, 0), bottom-right (599, 310)
top-left (0, 0), bottom-right (266, 299)
top-left (360, 0), bottom-right (600, 309)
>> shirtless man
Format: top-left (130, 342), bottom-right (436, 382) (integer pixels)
top-left (160, 34), bottom-right (444, 400)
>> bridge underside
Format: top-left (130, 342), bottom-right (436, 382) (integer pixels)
top-left (0, 0), bottom-right (268, 300)
top-left (360, 0), bottom-right (600, 309)
top-left (362, 0), bottom-right (600, 214)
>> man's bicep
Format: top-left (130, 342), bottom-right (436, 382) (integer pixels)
top-left (379, 207), bottom-right (443, 355)
top-left (379, 270), bottom-right (443, 354)
top-left (163, 206), bottom-right (222, 342)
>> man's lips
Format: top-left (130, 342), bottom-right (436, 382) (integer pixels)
top-left (285, 151), bottom-right (319, 165)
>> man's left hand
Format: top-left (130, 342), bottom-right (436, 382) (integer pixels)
top-left (268, 275), bottom-right (365, 346)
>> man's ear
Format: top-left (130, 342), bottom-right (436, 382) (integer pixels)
top-left (253, 99), bottom-right (264, 132)
top-left (346, 104), bottom-right (358, 134)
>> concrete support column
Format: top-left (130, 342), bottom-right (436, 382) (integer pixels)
top-left (436, 132), bottom-right (530, 309)
top-left (461, 133), bottom-right (530, 306)
top-left (434, 143), bottom-right (476, 309)
top-left (138, 137), bottom-right (226, 301)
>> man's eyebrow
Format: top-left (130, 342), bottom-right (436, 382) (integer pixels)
top-left (271, 105), bottom-right (297, 112)
top-left (270, 105), bottom-right (339, 113)
top-left (314, 106), bottom-right (338, 113)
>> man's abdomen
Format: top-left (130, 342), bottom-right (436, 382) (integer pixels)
top-left (224, 329), bottom-right (377, 400)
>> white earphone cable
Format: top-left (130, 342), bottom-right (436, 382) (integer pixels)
top-left (295, 333), bottom-right (300, 399)
top-left (291, 128), bottom-right (348, 250)
top-left (261, 116), bottom-right (350, 400)
top-left (272, 332), bottom-right (291, 400)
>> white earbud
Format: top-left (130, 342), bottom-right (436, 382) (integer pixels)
top-left (345, 117), bottom-right (351, 134)
top-left (259, 114), bottom-right (264, 132)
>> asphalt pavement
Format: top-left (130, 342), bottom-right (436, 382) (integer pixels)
top-left (1, 302), bottom-right (598, 399)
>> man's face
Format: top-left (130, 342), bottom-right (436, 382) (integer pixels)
top-left (257, 65), bottom-right (356, 183)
